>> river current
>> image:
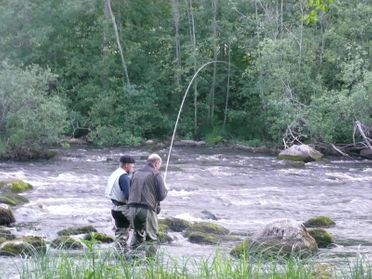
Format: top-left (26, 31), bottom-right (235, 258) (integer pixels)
top-left (0, 146), bottom-right (372, 276)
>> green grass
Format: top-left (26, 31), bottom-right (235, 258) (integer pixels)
top-left (18, 246), bottom-right (372, 279)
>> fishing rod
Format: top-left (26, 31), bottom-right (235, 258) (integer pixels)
top-left (164, 60), bottom-right (232, 183)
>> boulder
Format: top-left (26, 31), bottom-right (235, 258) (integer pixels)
top-left (201, 210), bottom-right (219, 221)
top-left (304, 216), bottom-right (336, 228)
top-left (158, 224), bottom-right (173, 244)
top-left (187, 231), bottom-right (220, 244)
top-left (184, 222), bottom-right (231, 245)
top-left (251, 219), bottom-right (318, 258)
top-left (0, 227), bottom-right (16, 244)
top-left (159, 217), bottom-right (191, 232)
top-left (184, 222), bottom-right (229, 236)
top-left (0, 236), bottom-right (47, 256)
top-left (84, 232), bottom-right (114, 243)
top-left (308, 228), bottom-right (334, 248)
top-left (0, 192), bottom-right (29, 206)
top-left (57, 225), bottom-right (97, 236)
top-left (51, 236), bottom-right (83, 249)
top-left (278, 144), bottom-right (323, 162)
top-left (0, 180), bottom-right (33, 193)
top-left (0, 205), bottom-right (15, 225)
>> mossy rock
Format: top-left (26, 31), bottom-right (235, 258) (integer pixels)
top-left (158, 230), bottom-right (173, 244)
top-left (0, 180), bottom-right (33, 193)
top-left (304, 216), bottom-right (336, 228)
top-left (0, 204), bottom-right (15, 225)
top-left (187, 231), bottom-right (220, 245)
top-left (230, 238), bottom-right (251, 258)
top-left (308, 229), bottom-right (334, 248)
top-left (0, 192), bottom-right (29, 206)
top-left (159, 217), bottom-right (191, 232)
top-left (157, 223), bottom-right (172, 244)
top-left (84, 232), bottom-right (114, 243)
top-left (184, 222), bottom-right (229, 237)
top-left (0, 236), bottom-right (46, 256)
top-left (51, 236), bottom-right (83, 249)
top-left (0, 227), bottom-right (16, 241)
top-left (57, 225), bottom-right (97, 236)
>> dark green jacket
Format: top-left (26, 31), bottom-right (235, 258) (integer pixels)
top-left (128, 163), bottom-right (167, 212)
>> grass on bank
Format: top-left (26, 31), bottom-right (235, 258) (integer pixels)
top-left (18, 246), bottom-right (372, 279)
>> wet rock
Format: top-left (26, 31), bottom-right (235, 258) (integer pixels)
top-left (57, 225), bottom-right (97, 236)
top-left (201, 210), bottom-right (219, 221)
top-left (251, 219), bottom-right (318, 258)
top-left (84, 232), bottom-right (114, 243)
top-left (0, 227), bottom-right (16, 245)
top-left (159, 217), bottom-right (191, 232)
top-left (158, 224), bottom-right (172, 244)
top-left (51, 236), bottom-right (83, 249)
top-left (308, 228), bottom-right (334, 248)
top-left (0, 192), bottom-right (29, 206)
top-left (278, 144), bottom-right (323, 162)
top-left (0, 236), bottom-right (47, 256)
top-left (304, 216), bottom-right (336, 228)
top-left (184, 222), bottom-right (230, 245)
top-left (230, 238), bottom-right (251, 258)
top-left (0, 180), bottom-right (33, 193)
top-left (184, 222), bottom-right (229, 236)
top-left (187, 231), bottom-right (220, 244)
top-left (0, 205), bottom-right (15, 225)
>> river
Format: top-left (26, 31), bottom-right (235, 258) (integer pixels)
top-left (0, 145), bottom-right (372, 276)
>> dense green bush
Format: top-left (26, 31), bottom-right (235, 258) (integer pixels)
top-left (0, 62), bottom-right (67, 155)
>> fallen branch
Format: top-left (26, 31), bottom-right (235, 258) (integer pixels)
top-left (331, 144), bottom-right (352, 158)
top-left (355, 120), bottom-right (372, 150)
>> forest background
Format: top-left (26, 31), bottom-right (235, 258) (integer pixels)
top-left (0, 0), bottom-right (371, 155)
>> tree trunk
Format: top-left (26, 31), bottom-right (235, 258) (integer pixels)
top-left (223, 43), bottom-right (231, 128)
top-left (106, 0), bottom-right (130, 87)
top-left (209, 0), bottom-right (218, 123)
top-left (170, 0), bottom-right (182, 88)
top-left (186, 0), bottom-right (199, 136)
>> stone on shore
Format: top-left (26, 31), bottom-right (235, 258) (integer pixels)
top-left (0, 205), bottom-right (15, 226)
top-left (278, 144), bottom-right (323, 162)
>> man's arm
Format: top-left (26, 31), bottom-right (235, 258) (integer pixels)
top-left (154, 173), bottom-right (168, 201)
top-left (118, 174), bottom-right (130, 200)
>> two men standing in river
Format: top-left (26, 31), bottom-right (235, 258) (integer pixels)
top-left (105, 153), bottom-right (168, 255)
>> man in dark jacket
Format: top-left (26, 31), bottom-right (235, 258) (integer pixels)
top-left (128, 153), bottom-right (168, 251)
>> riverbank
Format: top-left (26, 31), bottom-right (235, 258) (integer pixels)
top-left (18, 247), bottom-right (372, 279)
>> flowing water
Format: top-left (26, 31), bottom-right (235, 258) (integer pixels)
top-left (1, 146), bottom-right (372, 276)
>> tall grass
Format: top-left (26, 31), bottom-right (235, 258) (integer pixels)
top-left (19, 246), bottom-right (372, 279)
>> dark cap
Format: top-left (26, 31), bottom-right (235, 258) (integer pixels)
top-left (120, 155), bottom-right (136, 164)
